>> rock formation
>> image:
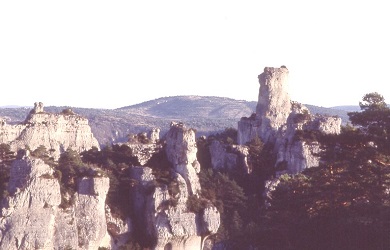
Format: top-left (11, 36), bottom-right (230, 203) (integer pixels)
top-left (0, 102), bottom-right (100, 159)
top-left (148, 128), bottom-right (161, 143)
top-left (165, 122), bottom-right (201, 196)
top-left (209, 140), bottom-right (250, 174)
top-left (0, 151), bottom-right (118, 249)
top-left (0, 119), bottom-right (220, 250)
top-left (124, 128), bottom-right (162, 166)
top-left (238, 66), bottom-right (341, 174)
top-left (131, 122), bottom-right (220, 250)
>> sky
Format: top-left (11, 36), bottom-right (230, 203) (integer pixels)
top-left (1, 1), bottom-right (389, 109)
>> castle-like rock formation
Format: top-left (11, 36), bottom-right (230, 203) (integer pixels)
top-left (238, 66), bottom-right (341, 174)
top-left (0, 102), bottom-right (100, 159)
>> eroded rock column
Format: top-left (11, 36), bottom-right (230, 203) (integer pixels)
top-left (165, 122), bottom-right (201, 196)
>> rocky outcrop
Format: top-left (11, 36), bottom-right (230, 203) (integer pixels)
top-left (126, 143), bottom-right (162, 166)
top-left (0, 151), bottom-right (62, 250)
top-left (165, 122), bottom-right (201, 196)
top-left (256, 66), bottom-right (291, 141)
top-left (131, 167), bottom-right (220, 250)
top-left (238, 67), bottom-right (341, 174)
top-left (0, 151), bottom-right (123, 250)
top-left (209, 140), bottom-right (250, 174)
top-left (123, 128), bottom-right (162, 166)
top-left (0, 102), bottom-right (100, 160)
top-left (130, 122), bottom-right (220, 250)
top-left (148, 128), bottom-right (161, 144)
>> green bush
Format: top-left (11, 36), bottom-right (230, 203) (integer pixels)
top-left (186, 195), bottom-right (210, 213)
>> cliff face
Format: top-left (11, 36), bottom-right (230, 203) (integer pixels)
top-left (0, 102), bottom-right (100, 159)
top-left (0, 152), bottom-right (114, 250)
top-left (238, 67), bottom-right (341, 174)
top-left (0, 119), bottom-right (220, 250)
top-left (131, 123), bottom-right (220, 250)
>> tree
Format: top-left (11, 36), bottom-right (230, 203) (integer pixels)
top-left (348, 92), bottom-right (390, 153)
top-left (0, 143), bottom-right (15, 167)
top-left (256, 93), bottom-right (390, 249)
top-left (208, 127), bottom-right (238, 145)
top-left (59, 148), bottom-right (83, 168)
top-left (199, 169), bottom-right (248, 246)
top-left (0, 143), bottom-right (15, 202)
top-left (358, 92), bottom-right (387, 111)
top-left (31, 145), bottom-right (56, 166)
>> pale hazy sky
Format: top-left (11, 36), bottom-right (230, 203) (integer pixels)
top-left (1, 1), bottom-right (389, 109)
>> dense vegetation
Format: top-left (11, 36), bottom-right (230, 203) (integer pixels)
top-left (256, 92), bottom-right (390, 249)
top-left (195, 93), bottom-right (390, 249)
top-left (0, 143), bottom-right (15, 202)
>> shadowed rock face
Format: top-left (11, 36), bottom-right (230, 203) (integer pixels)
top-left (0, 102), bottom-right (100, 159)
top-left (238, 66), bottom-right (341, 174)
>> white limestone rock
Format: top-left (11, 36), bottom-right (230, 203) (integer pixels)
top-left (0, 153), bottom-right (117, 250)
top-left (238, 66), bottom-right (341, 174)
top-left (76, 177), bottom-right (110, 249)
top-left (0, 102), bottom-right (100, 160)
top-left (256, 66), bottom-right (291, 141)
top-left (0, 154), bottom-right (61, 250)
top-left (201, 206), bottom-right (220, 234)
top-left (165, 122), bottom-right (201, 195)
top-left (148, 128), bottom-right (161, 143)
top-left (209, 140), bottom-right (250, 173)
top-left (126, 143), bottom-right (161, 166)
top-left (237, 115), bottom-right (260, 145)
top-left (130, 131), bottom-right (221, 250)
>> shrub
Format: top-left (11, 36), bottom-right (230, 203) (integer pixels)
top-left (186, 195), bottom-right (210, 213)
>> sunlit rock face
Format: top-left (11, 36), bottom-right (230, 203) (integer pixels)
top-left (0, 102), bottom-right (100, 160)
top-left (256, 66), bottom-right (291, 141)
top-left (165, 122), bottom-right (201, 196)
top-left (130, 122), bottom-right (220, 250)
top-left (0, 111), bottom-right (221, 249)
top-left (0, 152), bottom-right (61, 250)
top-left (238, 66), bottom-right (341, 174)
top-left (0, 152), bottom-right (115, 250)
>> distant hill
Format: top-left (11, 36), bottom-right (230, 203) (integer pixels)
top-left (330, 105), bottom-right (361, 112)
top-left (118, 96), bottom-right (257, 119)
top-left (0, 96), bottom-right (352, 145)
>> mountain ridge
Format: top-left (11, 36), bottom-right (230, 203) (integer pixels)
top-left (0, 96), bottom-right (351, 145)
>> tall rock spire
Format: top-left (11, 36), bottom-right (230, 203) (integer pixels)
top-left (238, 66), bottom-right (341, 174)
top-left (256, 66), bottom-right (291, 141)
